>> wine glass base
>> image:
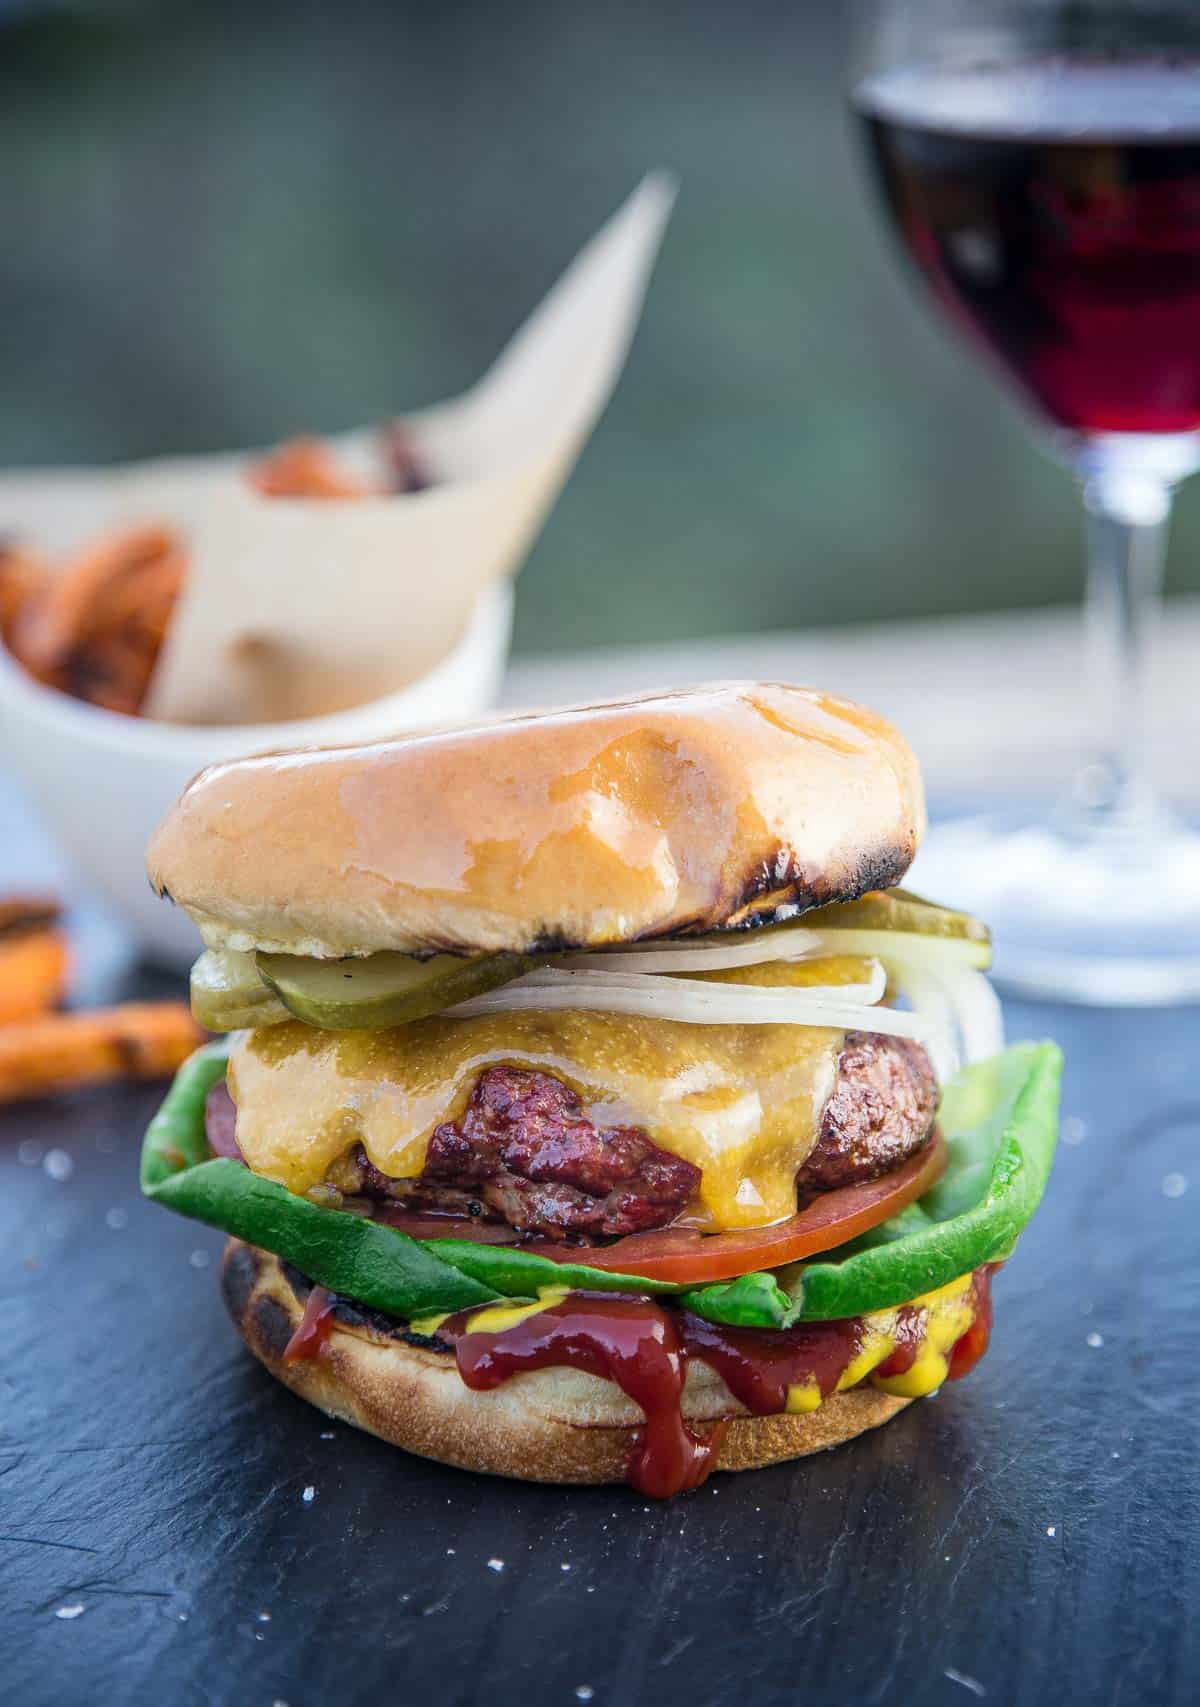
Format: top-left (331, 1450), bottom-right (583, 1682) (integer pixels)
top-left (908, 804), bottom-right (1200, 1005)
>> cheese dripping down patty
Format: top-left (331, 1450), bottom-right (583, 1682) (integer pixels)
top-left (226, 955), bottom-right (877, 1232)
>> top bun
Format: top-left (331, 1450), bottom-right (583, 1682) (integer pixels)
top-left (146, 683), bottom-right (925, 958)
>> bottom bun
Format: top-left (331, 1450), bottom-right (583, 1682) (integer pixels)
top-left (221, 1239), bottom-right (912, 1485)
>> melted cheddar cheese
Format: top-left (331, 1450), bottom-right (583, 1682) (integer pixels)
top-left (227, 955), bottom-right (873, 1231)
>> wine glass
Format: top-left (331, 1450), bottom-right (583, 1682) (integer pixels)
top-left (851, 0), bottom-right (1200, 1002)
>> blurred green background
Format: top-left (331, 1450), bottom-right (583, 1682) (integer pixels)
top-left (2, 0), bottom-right (1198, 656)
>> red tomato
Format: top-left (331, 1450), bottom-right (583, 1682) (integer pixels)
top-left (524, 1133), bottom-right (948, 1282)
top-left (377, 1136), bottom-right (948, 1282)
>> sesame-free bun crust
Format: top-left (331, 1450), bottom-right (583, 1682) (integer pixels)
top-left (222, 1241), bottom-right (912, 1486)
top-left (147, 683), bottom-right (925, 958)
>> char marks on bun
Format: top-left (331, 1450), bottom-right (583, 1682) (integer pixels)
top-left (146, 682), bottom-right (926, 959)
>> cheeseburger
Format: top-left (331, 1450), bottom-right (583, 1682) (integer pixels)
top-left (141, 683), bottom-right (1060, 1498)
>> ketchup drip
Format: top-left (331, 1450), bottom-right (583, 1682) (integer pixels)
top-left (437, 1266), bottom-right (997, 1497)
top-left (946, 1265), bottom-right (996, 1383)
top-left (446, 1296), bottom-right (720, 1498)
top-left (284, 1285), bottom-right (337, 1363)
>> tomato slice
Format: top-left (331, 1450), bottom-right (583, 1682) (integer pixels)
top-left (375, 1135), bottom-right (948, 1280)
top-left (524, 1132), bottom-right (948, 1283)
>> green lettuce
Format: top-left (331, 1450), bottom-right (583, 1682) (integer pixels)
top-left (682, 1041), bottom-right (1062, 1326)
top-left (141, 1040), bottom-right (1061, 1328)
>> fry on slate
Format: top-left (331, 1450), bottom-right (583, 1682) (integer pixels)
top-left (0, 1003), bottom-right (204, 1103)
top-left (0, 894), bottom-right (62, 938)
top-left (0, 931), bottom-right (70, 1025)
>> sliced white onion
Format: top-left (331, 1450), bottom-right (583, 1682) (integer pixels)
top-left (556, 926), bottom-right (990, 976)
top-left (556, 936), bottom-right (826, 973)
top-left (445, 962), bottom-right (955, 1046)
top-left (517, 961), bottom-right (885, 1003)
top-left (886, 962), bottom-right (960, 1083)
top-left (803, 929), bottom-right (992, 972)
top-left (943, 965), bottom-right (1005, 1064)
top-left (467, 960), bottom-right (885, 1011)
top-left (445, 941), bottom-right (1001, 1075)
top-left (883, 954), bottom-right (1004, 1076)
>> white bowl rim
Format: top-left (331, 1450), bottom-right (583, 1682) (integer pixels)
top-left (0, 579), bottom-right (512, 758)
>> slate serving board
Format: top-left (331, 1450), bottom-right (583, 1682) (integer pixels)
top-left (2, 952), bottom-right (1197, 1705)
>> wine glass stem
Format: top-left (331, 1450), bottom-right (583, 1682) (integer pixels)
top-left (1076, 462), bottom-right (1172, 830)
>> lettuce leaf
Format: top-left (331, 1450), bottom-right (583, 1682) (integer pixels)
top-left (141, 1040), bottom-right (1061, 1329)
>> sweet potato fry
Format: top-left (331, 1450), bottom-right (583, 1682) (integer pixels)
top-left (0, 895), bottom-right (62, 938)
top-left (0, 544), bottom-right (51, 646)
top-left (0, 930), bottom-right (70, 1024)
top-left (250, 436), bottom-right (376, 499)
top-left (8, 524), bottom-right (179, 683)
top-left (0, 424), bottom-right (420, 718)
top-left (61, 545), bottom-right (189, 713)
top-left (0, 1002), bottom-right (203, 1103)
top-left (94, 549), bottom-right (186, 641)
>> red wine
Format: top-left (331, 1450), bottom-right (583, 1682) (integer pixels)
top-left (857, 64), bottom-right (1200, 434)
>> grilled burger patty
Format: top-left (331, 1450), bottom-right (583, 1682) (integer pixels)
top-left (208, 1032), bottom-right (938, 1242)
top-left (355, 1067), bottom-right (702, 1238)
top-left (799, 1033), bottom-right (938, 1197)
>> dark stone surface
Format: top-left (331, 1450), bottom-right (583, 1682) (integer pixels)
top-left (0, 785), bottom-right (1197, 1705)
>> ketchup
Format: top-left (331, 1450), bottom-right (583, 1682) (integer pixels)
top-left (284, 1285), bottom-right (337, 1363)
top-left (871, 1305), bottom-right (924, 1380)
top-left (679, 1314), bottom-right (863, 1413)
top-left (946, 1266), bottom-right (996, 1383)
top-left (436, 1267), bottom-right (996, 1498)
top-left (445, 1296), bottom-right (720, 1498)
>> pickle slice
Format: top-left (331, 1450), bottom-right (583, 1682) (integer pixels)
top-left (255, 949), bottom-right (531, 1029)
top-left (779, 887), bottom-right (992, 970)
top-left (191, 949), bottom-right (291, 1032)
top-left (793, 888), bottom-right (990, 943)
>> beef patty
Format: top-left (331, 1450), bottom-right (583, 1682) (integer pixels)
top-left (352, 1067), bottom-right (702, 1240)
top-left (319, 1031), bottom-right (937, 1242)
top-left (207, 1034), bottom-right (937, 1243)
top-left (797, 1033), bottom-right (938, 1197)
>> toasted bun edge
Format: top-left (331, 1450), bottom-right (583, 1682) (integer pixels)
top-left (221, 1240), bottom-right (912, 1485)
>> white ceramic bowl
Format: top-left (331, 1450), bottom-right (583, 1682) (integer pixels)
top-left (0, 582), bottom-right (513, 969)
